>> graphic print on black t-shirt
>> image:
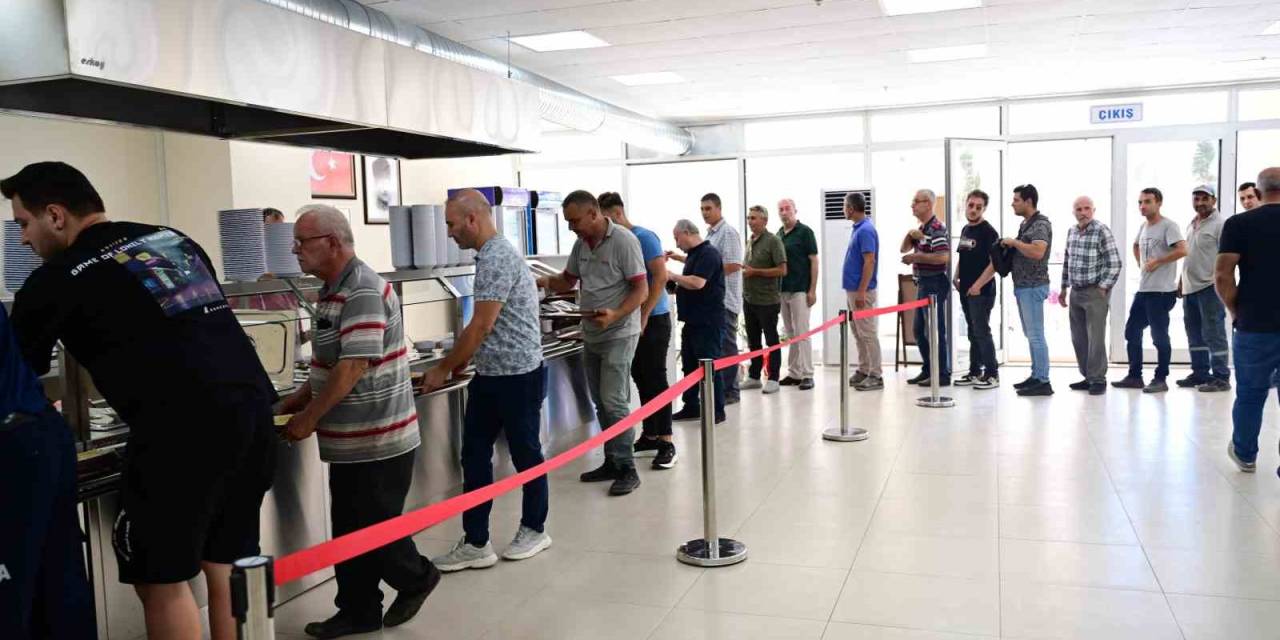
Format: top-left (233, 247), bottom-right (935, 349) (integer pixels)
top-left (106, 230), bottom-right (225, 317)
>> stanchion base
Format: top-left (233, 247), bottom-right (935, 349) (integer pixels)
top-left (916, 396), bottom-right (956, 408)
top-left (677, 538), bottom-right (748, 567)
top-left (822, 427), bottom-right (869, 442)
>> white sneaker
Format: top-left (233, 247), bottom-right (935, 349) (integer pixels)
top-left (762, 380), bottom-right (780, 394)
top-left (740, 377), bottom-right (763, 390)
top-left (502, 526), bottom-right (552, 561)
top-left (431, 538), bottom-right (498, 572)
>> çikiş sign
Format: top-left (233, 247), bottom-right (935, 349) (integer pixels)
top-left (1091, 103), bottom-right (1143, 124)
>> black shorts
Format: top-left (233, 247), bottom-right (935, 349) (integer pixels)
top-left (112, 389), bottom-right (276, 585)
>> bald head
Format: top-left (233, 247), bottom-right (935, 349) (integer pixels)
top-left (1258, 168), bottom-right (1280, 204)
top-left (1072, 196), bottom-right (1096, 226)
top-left (445, 189), bottom-right (496, 250)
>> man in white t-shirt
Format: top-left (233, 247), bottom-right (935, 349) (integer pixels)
top-left (1113, 187), bottom-right (1187, 394)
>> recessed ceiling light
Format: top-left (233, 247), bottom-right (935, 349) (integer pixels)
top-left (1264, 21), bottom-right (1280, 36)
top-left (509, 30), bottom-right (609, 52)
top-left (611, 72), bottom-right (686, 86)
top-left (907, 43), bottom-right (989, 63)
top-left (880, 0), bottom-right (982, 16)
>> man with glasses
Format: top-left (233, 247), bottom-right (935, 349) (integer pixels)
top-left (899, 189), bottom-right (951, 386)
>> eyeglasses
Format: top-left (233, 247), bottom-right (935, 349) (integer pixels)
top-left (292, 234), bottom-right (333, 248)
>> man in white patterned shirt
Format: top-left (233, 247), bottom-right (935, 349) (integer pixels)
top-left (279, 205), bottom-right (439, 639)
top-left (1058, 196), bottom-right (1121, 395)
top-left (426, 189), bottom-right (552, 572)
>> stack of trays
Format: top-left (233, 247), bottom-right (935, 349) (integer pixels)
top-left (264, 222), bottom-right (302, 277)
top-left (219, 209), bottom-right (267, 281)
top-left (3, 220), bottom-right (41, 293)
top-left (410, 205), bottom-right (438, 269)
top-left (389, 205), bottom-right (414, 269)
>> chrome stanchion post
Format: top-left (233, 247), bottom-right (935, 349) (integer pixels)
top-left (677, 359), bottom-right (747, 567)
top-left (917, 294), bottom-right (955, 408)
top-left (231, 556), bottom-right (275, 640)
top-left (825, 312), bottom-right (868, 442)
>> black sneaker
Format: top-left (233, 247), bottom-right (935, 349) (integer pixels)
top-left (1017, 381), bottom-right (1054, 396)
top-left (384, 562), bottom-right (441, 627)
top-left (849, 371), bottom-right (868, 386)
top-left (973, 375), bottom-right (1000, 390)
top-left (779, 376), bottom-right (802, 386)
top-left (1088, 382), bottom-right (1106, 395)
top-left (1143, 378), bottom-right (1169, 394)
top-left (609, 466), bottom-right (641, 496)
top-left (1068, 379), bottom-right (1090, 391)
top-left (1111, 376), bottom-right (1145, 389)
top-left (633, 437), bottom-right (661, 458)
top-left (1013, 376), bottom-right (1039, 390)
top-left (580, 461), bottom-right (619, 483)
top-left (955, 374), bottom-right (981, 386)
top-left (916, 376), bottom-right (951, 387)
top-left (671, 409), bottom-right (700, 421)
top-left (1197, 378), bottom-right (1232, 393)
top-left (652, 442), bottom-right (678, 470)
top-left (305, 612), bottom-right (382, 639)
top-left (725, 396), bottom-right (740, 406)
top-left (798, 378), bottom-right (815, 390)
top-left (1176, 373), bottom-right (1209, 388)
top-left (906, 371), bottom-right (929, 384)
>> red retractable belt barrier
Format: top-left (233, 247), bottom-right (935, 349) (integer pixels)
top-left (274, 298), bottom-right (932, 585)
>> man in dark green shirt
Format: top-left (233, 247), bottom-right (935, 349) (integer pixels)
top-left (777, 199), bottom-right (819, 390)
top-left (741, 205), bottom-right (788, 394)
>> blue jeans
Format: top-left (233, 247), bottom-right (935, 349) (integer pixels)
top-left (914, 274), bottom-right (951, 378)
top-left (1015, 285), bottom-right (1050, 381)
top-left (1125, 291), bottom-right (1177, 379)
top-left (1183, 288), bottom-right (1230, 381)
top-left (461, 367), bottom-right (549, 547)
top-left (1231, 331), bottom-right (1280, 463)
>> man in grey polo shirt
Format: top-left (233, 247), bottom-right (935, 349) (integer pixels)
top-left (1179, 184), bottom-right (1231, 392)
top-left (537, 190), bottom-right (648, 496)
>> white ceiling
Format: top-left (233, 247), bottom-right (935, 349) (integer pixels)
top-left (362, 0), bottom-right (1280, 124)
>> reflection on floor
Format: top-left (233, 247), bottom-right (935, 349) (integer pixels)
top-left (273, 366), bottom-right (1280, 640)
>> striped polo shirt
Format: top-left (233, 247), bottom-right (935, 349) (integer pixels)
top-left (309, 257), bottom-right (420, 463)
top-left (912, 216), bottom-right (950, 277)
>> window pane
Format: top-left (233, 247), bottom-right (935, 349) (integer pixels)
top-left (870, 106), bottom-right (999, 142)
top-left (1236, 129), bottom-right (1280, 212)
top-left (1009, 92), bottom-right (1228, 134)
top-left (1239, 89), bottom-right (1280, 122)
top-left (870, 147), bottom-right (943, 339)
top-left (627, 160), bottom-right (742, 254)
top-left (744, 115), bottom-right (864, 150)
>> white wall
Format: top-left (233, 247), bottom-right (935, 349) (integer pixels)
top-left (163, 132), bottom-right (234, 270)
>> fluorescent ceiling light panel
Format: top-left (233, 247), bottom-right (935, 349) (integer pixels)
top-left (509, 30), bottom-right (609, 52)
top-left (880, 0), bottom-right (982, 16)
top-left (907, 43), bottom-right (989, 63)
top-left (1264, 21), bottom-right (1280, 36)
top-left (611, 72), bottom-right (686, 86)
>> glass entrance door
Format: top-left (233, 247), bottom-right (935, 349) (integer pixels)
top-left (945, 138), bottom-right (1005, 371)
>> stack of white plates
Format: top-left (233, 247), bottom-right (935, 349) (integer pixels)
top-left (3, 220), bottom-right (41, 293)
top-left (389, 206), bottom-right (414, 269)
top-left (410, 205), bottom-right (438, 269)
top-left (264, 222), bottom-right (302, 277)
top-left (219, 209), bottom-right (267, 282)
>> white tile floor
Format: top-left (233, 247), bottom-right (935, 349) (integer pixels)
top-left (273, 365), bottom-right (1280, 640)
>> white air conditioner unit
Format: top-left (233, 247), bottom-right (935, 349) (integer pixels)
top-left (820, 188), bottom-right (874, 366)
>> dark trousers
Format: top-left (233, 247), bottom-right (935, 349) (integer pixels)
top-left (330, 448), bottom-right (437, 622)
top-left (632, 314), bottom-right (673, 438)
top-left (1232, 330), bottom-right (1280, 462)
top-left (681, 322), bottom-right (726, 420)
top-left (0, 409), bottom-right (96, 640)
top-left (914, 274), bottom-right (952, 378)
top-left (743, 302), bottom-right (782, 381)
top-left (961, 294), bottom-right (998, 377)
top-left (462, 367), bottom-right (549, 547)
top-left (721, 310), bottom-right (740, 400)
top-left (1184, 287), bottom-right (1231, 381)
top-left (1125, 291), bottom-right (1177, 379)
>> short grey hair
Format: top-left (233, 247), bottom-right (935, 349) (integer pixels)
top-left (674, 219), bottom-right (700, 235)
top-left (296, 204), bottom-right (354, 246)
top-left (748, 205), bottom-right (769, 221)
top-left (917, 189), bottom-right (937, 205)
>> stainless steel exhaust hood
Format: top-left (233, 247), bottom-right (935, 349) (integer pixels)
top-left (0, 0), bottom-right (542, 158)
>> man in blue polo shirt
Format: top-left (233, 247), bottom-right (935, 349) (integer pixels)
top-left (842, 193), bottom-right (883, 391)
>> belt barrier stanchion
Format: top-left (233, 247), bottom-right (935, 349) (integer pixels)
top-left (824, 312), bottom-right (868, 442)
top-left (916, 294), bottom-right (955, 408)
top-left (231, 556), bottom-right (276, 640)
top-left (677, 358), bottom-right (748, 567)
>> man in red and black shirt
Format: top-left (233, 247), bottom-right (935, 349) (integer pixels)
top-left (900, 189), bottom-right (952, 385)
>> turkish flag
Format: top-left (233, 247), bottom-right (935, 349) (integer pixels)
top-left (310, 150), bottom-right (355, 198)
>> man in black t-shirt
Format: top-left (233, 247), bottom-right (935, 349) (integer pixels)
top-left (669, 219), bottom-right (726, 424)
top-left (955, 190), bottom-right (999, 389)
top-left (1218, 167), bottom-right (1280, 475)
top-left (3, 162), bottom-right (276, 640)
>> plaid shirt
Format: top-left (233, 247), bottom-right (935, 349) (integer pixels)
top-left (1060, 219), bottom-right (1121, 291)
